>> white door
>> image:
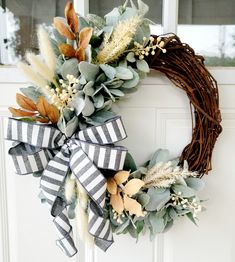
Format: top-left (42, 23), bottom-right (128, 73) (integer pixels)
top-left (1, 1), bottom-right (235, 262)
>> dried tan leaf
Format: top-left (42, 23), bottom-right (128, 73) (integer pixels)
top-left (79, 27), bottom-right (93, 49)
top-left (107, 178), bottom-right (118, 195)
top-left (65, 1), bottom-right (79, 34)
top-left (8, 107), bottom-right (36, 117)
top-left (123, 195), bottom-right (144, 217)
top-left (110, 191), bottom-right (124, 214)
top-left (123, 178), bottom-right (144, 196)
top-left (59, 43), bottom-right (76, 57)
top-left (36, 96), bottom-right (59, 124)
top-left (47, 104), bottom-right (60, 124)
top-left (75, 47), bottom-right (86, 61)
top-left (16, 93), bottom-right (37, 111)
top-left (53, 17), bottom-right (76, 40)
top-left (36, 96), bottom-right (48, 116)
top-left (114, 171), bottom-right (130, 185)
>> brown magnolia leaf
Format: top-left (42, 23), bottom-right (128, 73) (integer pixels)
top-left (36, 96), bottom-right (59, 124)
top-left (123, 195), bottom-right (144, 217)
top-left (9, 107), bottom-right (36, 117)
top-left (53, 17), bottom-right (76, 40)
top-left (65, 1), bottom-right (79, 34)
top-left (47, 104), bottom-right (60, 124)
top-left (110, 191), bottom-right (124, 214)
top-left (114, 171), bottom-right (130, 185)
top-left (59, 43), bottom-right (76, 57)
top-left (79, 27), bottom-right (93, 48)
top-left (36, 96), bottom-right (48, 116)
top-left (107, 178), bottom-right (118, 195)
top-left (16, 93), bottom-right (37, 111)
top-left (123, 179), bottom-right (145, 196)
top-left (75, 47), bottom-right (86, 61)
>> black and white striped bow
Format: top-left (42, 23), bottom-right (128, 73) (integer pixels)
top-left (5, 116), bottom-right (128, 257)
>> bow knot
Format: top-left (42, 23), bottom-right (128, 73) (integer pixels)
top-left (5, 116), bottom-right (128, 257)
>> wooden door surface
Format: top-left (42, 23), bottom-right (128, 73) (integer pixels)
top-left (1, 68), bottom-right (235, 262)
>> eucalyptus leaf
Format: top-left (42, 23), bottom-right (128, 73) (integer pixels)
top-left (145, 188), bottom-right (171, 211)
top-left (185, 177), bottom-right (205, 192)
top-left (149, 149), bottom-right (170, 168)
top-left (168, 207), bottom-right (178, 220)
top-left (119, 7), bottom-right (139, 21)
top-left (83, 81), bottom-right (95, 96)
top-left (87, 14), bottom-right (106, 30)
top-left (126, 52), bottom-right (136, 63)
top-left (78, 16), bottom-right (90, 29)
top-left (109, 89), bottom-right (125, 97)
top-left (88, 110), bottom-right (116, 124)
top-left (93, 94), bottom-right (104, 108)
top-left (105, 7), bottom-right (120, 26)
top-left (138, 193), bottom-right (150, 207)
top-left (95, 73), bottom-right (107, 84)
top-left (186, 212), bottom-right (198, 226)
top-left (172, 184), bottom-right (196, 198)
top-left (20, 86), bottom-right (43, 102)
top-left (70, 94), bottom-right (85, 116)
top-left (79, 61), bottom-right (100, 81)
top-left (136, 59), bottom-right (150, 73)
top-left (64, 116), bottom-right (79, 137)
top-left (124, 152), bottom-right (137, 172)
top-left (52, 28), bottom-right (66, 43)
top-left (62, 107), bottom-right (74, 122)
top-left (137, 0), bottom-right (149, 15)
top-left (115, 66), bottom-right (134, 80)
top-left (148, 212), bottom-right (165, 235)
top-left (102, 84), bottom-right (115, 101)
top-left (105, 78), bottom-right (124, 88)
top-left (122, 67), bottom-right (140, 88)
top-left (82, 95), bottom-right (95, 116)
top-left (61, 58), bottom-right (79, 79)
top-left (100, 64), bottom-right (116, 79)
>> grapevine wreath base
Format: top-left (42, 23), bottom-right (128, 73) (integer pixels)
top-left (6, 0), bottom-right (222, 258)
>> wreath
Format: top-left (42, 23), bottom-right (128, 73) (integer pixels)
top-left (5, 0), bottom-right (222, 258)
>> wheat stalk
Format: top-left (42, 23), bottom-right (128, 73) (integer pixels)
top-left (143, 161), bottom-right (197, 188)
top-left (96, 16), bottom-right (142, 64)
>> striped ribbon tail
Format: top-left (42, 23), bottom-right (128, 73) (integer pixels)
top-left (41, 146), bottom-right (77, 257)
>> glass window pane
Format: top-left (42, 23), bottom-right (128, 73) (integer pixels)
top-left (178, 0), bottom-right (235, 66)
top-left (0, 0), bottom-right (65, 65)
top-left (89, 0), bottom-right (162, 34)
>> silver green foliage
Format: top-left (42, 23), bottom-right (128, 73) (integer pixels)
top-left (108, 149), bottom-right (205, 240)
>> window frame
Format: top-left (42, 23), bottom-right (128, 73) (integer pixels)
top-left (0, 0), bottom-right (235, 70)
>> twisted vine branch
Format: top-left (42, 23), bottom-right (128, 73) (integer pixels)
top-left (148, 34), bottom-right (222, 176)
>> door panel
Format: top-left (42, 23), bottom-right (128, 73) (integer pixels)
top-left (1, 69), bottom-right (235, 262)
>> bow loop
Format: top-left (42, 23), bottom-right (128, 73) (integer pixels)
top-left (5, 116), bottom-right (128, 257)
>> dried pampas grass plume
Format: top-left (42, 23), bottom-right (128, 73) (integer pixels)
top-left (26, 53), bottom-right (55, 83)
top-left (18, 62), bottom-right (48, 91)
top-left (75, 181), bottom-right (94, 246)
top-left (64, 175), bottom-right (76, 203)
top-left (96, 16), bottom-right (142, 64)
top-left (37, 26), bottom-right (56, 72)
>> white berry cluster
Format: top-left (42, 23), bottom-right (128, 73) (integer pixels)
top-left (171, 192), bottom-right (202, 218)
top-left (46, 74), bottom-right (79, 110)
top-left (133, 36), bottom-right (167, 60)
